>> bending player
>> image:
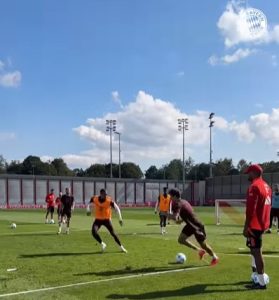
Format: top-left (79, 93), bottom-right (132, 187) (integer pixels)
top-left (87, 189), bottom-right (127, 253)
top-left (168, 188), bottom-right (219, 266)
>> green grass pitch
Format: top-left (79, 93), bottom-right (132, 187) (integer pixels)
top-left (0, 207), bottom-right (278, 300)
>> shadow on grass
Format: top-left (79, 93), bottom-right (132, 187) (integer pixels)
top-left (74, 265), bottom-right (197, 277)
top-left (19, 251), bottom-right (120, 258)
top-left (237, 250), bottom-right (279, 255)
top-left (120, 232), bottom-right (160, 236)
top-left (107, 282), bottom-right (251, 299)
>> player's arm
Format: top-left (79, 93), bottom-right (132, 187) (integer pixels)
top-left (154, 196), bottom-right (160, 214)
top-left (112, 202), bottom-right (123, 226)
top-left (243, 186), bottom-right (258, 237)
top-left (86, 197), bottom-right (94, 216)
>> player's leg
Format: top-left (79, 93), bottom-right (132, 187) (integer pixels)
top-left (92, 220), bottom-right (107, 251)
top-left (267, 208), bottom-right (274, 233)
top-left (66, 213), bottom-right (71, 234)
top-left (50, 207), bottom-right (54, 223)
top-left (195, 226), bottom-right (218, 266)
top-left (45, 207), bottom-right (49, 223)
top-left (163, 214), bottom-right (167, 233)
top-left (104, 220), bottom-right (127, 253)
top-left (159, 213), bottom-right (164, 234)
top-left (57, 212), bottom-right (64, 234)
top-left (247, 230), bottom-right (266, 289)
top-left (178, 227), bottom-right (200, 251)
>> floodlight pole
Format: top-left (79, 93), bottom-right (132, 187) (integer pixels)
top-left (178, 118), bottom-right (189, 192)
top-left (209, 113), bottom-right (215, 178)
top-left (115, 132), bottom-right (121, 178)
top-left (106, 120), bottom-right (117, 178)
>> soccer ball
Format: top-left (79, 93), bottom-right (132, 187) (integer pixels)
top-left (49, 219), bottom-right (55, 224)
top-left (176, 253), bottom-right (187, 264)
top-left (251, 272), bottom-right (270, 285)
top-left (10, 223), bottom-right (16, 229)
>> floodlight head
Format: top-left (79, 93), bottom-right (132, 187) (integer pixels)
top-left (209, 112), bottom-right (215, 119)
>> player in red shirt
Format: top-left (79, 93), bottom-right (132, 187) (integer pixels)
top-left (45, 189), bottom-right (55, 224)
top-left (243, 164), bottom-right (271, 290)
top-left (168, 188), bottom-right (219, 266)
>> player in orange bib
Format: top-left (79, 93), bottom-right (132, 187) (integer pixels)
top-left (154, 187), bottom-right (171, 234)
top-left (87, 189), bottom-right (127, 253)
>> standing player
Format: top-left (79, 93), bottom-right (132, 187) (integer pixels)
top-left (154, 187), bottom-right (171, 234)
top-left (243, 164), bottom-right (271, 289)
top-left (86, 189), bottom-right (127, 253)
top-left (58, 188), bottom-right (75, 235)
top-left (45, 189), bottom-right (55, 224)
top-left (168, 188), bottom-right (219, 266)
top-left (55, 192), bottom-right (63, 224)
top-left (266, 184), bottom-right (279, 234)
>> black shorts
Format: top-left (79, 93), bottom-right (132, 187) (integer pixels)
top-left (182, 224), bottom-right (206, 243)
top-left (159, 211), bottom-right (168, 217)
top-left (246, 229), bottom-right (264, 249)
top-left (47, 206), bottom-right (54, 213)
top-left (92, 219), bottom-right (114, 234)
top-left (61, 210), bottom-right (72, 219)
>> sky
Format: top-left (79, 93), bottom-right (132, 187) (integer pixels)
top-left (0, 0), bottom-right (279, 171)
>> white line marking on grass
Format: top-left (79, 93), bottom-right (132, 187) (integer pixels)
top-left (222, 253), bottom-right (279, 258)
top-left (0, 229), bottom-right (87, 236)
top-left (0, 266), bottom-right (206, 298)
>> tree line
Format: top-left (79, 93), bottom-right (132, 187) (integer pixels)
top-left (1, 154), bottom-right (279, 180)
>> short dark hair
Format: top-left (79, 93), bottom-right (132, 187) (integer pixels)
top-left (168, 188), bottom-right (181, 198)
top-left (163, 187), bottom-right (168, 191)
top-left (100, 189), bottom-right (106, 194)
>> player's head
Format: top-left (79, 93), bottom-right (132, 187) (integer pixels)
top-left (65, 187), bottom-right (70, 195)
top-left (163, 187), bottom-right (168, 194)
top-left (168, 188), bottom-right (181, 201)
top-left (244, 164), bottom-right (263, 182)
top-left (50, 188), bottom-right (54, 194)
top-left (100, 189), bottom-right (107, 199)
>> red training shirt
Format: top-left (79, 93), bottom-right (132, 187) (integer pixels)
top-left (45, 193), bottom-right (55, 208)
top-left (246, 177), bottom-right (271, 231)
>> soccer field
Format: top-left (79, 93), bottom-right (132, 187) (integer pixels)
top-left (0, 208), bottom-right (278, 300)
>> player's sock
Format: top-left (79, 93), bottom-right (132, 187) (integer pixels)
top-left (251, 256), bottom-right (257, 272)
top-left (257, 274), bottom-right (266, 287)
top-left (163, 227), bottom-right (167, 234)
top-left (57, 225), bottom-right (61, 234)
top-left (198, 249), bottom-right (206, 260)
top-left (120, 245), bottom-right (127, 253)
top-left (161, 227), bottom-right (164, 235)
top-left (101, 242), bottom-right (107, 252)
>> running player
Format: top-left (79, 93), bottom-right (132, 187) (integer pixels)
top-left (266, 184), bottom-right (279, 234)
top-left (58, 188), bottom-right (75, 235)
top-left (45, 189), bottom-right (55, 224)
top-left (87, 189), bottom-right (127, 253)
top-left (243, 164), bottom-right (271, 289)
top-left (168, 188), bottom-right (219, 266)
top-left (154, 187), bottom-right (171, 234)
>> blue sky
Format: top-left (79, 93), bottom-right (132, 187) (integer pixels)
top-left (1, 0), bottom-right (279, 171)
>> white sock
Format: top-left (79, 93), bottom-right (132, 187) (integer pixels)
top-left (212, 254), bottom-right (218, 259)
top-left (258, 274), bottom-right (265, 286)
top-left (101, 242), bottom-right (106, 247)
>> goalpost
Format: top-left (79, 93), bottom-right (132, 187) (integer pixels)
top-left (215, 199), bottom-right (246, 225)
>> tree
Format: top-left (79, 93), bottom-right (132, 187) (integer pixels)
top-left (0, 155), bottom-right (7, 174)
top-left (145, 166), bottom-right (159, 179)
top-left (213, 158), bottom-right (235, 176)
top-left (121, 162), bottom-right (143, 179)
top-left (6, 160), bottom-right (23, 174)
top-left (165, 159), bottom-right (183, 180)
top-left (237, 159), bottom-right (250, 174)
top-left (51, 158), bottom-right (73, 176)
top-left (85, 164), bottom-right (107, 177)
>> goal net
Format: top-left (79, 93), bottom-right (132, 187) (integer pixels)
top-left (215, 199), bottom-right (246, 225)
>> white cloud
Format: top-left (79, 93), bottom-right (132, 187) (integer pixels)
top-left (0, 58), bottom-right (22, 88)
top-left (229, 121), bottom-right (255, 143)
top-left (0, 132), bottom-right (16, 142)
top-left (65, 91), bottom-right (230, 169)
top-left (209, 48), bottom-right (256, 65)
top-left (0, 71), bottom-right (21, 87)
top-left (111, 90), bottom-right (123, 108)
